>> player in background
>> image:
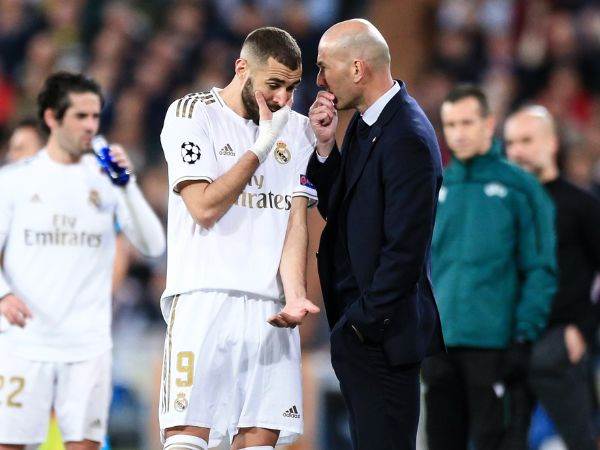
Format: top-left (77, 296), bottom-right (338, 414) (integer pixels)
top-left (159, 27), bottom-right (319, 450)
top-left (4, 118), bottom-right (44, 163)
top-left (0, 71), bottom-right (166, 450)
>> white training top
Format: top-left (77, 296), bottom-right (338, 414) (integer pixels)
top-left (160, 88), bottom-right (317, 303)
top-left (0, 150), bottom-right (161, 362)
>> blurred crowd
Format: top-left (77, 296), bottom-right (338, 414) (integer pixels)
top-left (415, 0), bottom-right (600, 195)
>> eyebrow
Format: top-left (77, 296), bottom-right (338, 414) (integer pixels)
top-left (267, 78), bottom-right (301, 86)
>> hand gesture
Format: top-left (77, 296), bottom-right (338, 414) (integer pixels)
top-left (250, 91), bottom-right (291, 163)
top-left (309, 91), bottom-right (338, 156)
top-left (109, 144), bottom-right (134, 173)
top-left (0, 294), bottom-right (32, 328)
top-left (564, 325), bottom-right (586, 364)
top-left (267, 297), bottom-right (320, 328)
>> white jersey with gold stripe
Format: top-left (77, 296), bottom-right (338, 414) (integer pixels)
top-left (160, 88), bottom-right (317, 305)
top-left (0, 151), bottom-right (124, 361)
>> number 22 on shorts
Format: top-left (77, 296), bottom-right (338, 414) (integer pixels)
top-left (0, 375), bottom-right (25, 408)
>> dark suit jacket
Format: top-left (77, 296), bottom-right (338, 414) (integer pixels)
top-left (307, 81), bottom-right (445, 365)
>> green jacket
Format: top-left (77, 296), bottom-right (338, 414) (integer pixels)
top-left (432, 141), bottom-right (557, 348)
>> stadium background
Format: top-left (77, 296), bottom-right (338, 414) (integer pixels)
top-left (1, 0), bottom-right (599, 449)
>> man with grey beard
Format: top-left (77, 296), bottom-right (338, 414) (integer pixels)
top-left (505, 106), bottom-right (600, 450)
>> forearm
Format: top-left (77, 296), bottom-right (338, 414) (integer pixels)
top-left (116, 181), bottom-right (166, 257)
top-left (306, 146), bottom-right (340, 219)
top-left (515, 268), bottom-right (556, 341)
top-left (181, 152), bottom-right (259, 228)
top-left (0, 236), bottom-right (10, 298)
top-left (279, 198), bottom-right (309, 301)
top-left (0, 268), bottom-right (10, 299)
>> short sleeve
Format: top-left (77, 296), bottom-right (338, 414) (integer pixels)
top-left (292, 143), bottom-right (318, 208)
top-left (161, 96), bottom-right (219, 194)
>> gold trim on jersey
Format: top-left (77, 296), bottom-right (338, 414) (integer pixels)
top-left (162, 294), bottom-right (180, 413)
top-left (175, 91), bottom-right (217, 118)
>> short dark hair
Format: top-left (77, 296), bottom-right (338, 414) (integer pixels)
top-left (242, 27), bottom-right (302, 71)
top-left (443, 84), bottom-right (490, 117)
top-left (37, 72), bottom-right (104, 134)
top-left (12, 117), bottom-right (44, 139)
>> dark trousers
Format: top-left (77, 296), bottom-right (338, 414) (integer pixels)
top-left (422, 348), bottom-right (527, 450)
top-left (529, 325), bottom-right (597, 450)
top-left (330, 318), bottom-right (421, 450)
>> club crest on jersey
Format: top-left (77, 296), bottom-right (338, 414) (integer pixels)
top-left (174, 393), bottom-right (188, 412)
top-left (274, 141), bottom-right (291, 165)
top-left (89, 189), bottom-right (102, 210)
top-left (181, 141), bottom-right (201, 164)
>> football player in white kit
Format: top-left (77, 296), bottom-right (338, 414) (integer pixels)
top-left (159, 27), bottom-right (320, 450)
top-left (0, 72), bottom-right (166, 450)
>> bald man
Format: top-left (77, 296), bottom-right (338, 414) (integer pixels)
top-left (505, 107), bottom-right (600, 450)
top-left (305, 19), bottom-right (444, 450)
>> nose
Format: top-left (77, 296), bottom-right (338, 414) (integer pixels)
top-left (272, 88), bottom-right (291, 107)
top-left (317, 70), bottom-right (327, 88)
top-left (86, 117), bottom-right (99, 134)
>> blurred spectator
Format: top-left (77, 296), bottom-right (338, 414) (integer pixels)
top-left (4, 117), bottom-right (44, 163)
top-left (423, 85), bottom-right (557, 450)
top-left (505, 105), bottom-right (600, 450)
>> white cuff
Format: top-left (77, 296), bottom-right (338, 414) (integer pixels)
top-left (316, 153), bottom-right (328, 163)
top-left (116, 181), bottom-right (166, 258)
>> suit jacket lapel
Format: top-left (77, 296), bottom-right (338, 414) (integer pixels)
top-left (327, 113), bottom-right (360, 217)
top-left (342, 86), bottom-right (406, 202)
top-left (343, 125), bottom-right (382, 202)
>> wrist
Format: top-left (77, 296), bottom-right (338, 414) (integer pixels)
top-left (284, 288), bottom-right (307, 303)
top-left (250, 126), bottom-right (277, 163)
top-left (316, 140), bottom-right (335, 157)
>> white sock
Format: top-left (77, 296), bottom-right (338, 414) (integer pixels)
top-left (239, 447), bottom-right (274, 450)
top-left (164, 433), bottom-right (208, 450)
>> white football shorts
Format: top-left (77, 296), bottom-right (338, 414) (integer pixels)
top-left (159, 290), bottom-right (303, 447)
top-left (0, 346), bottom-right (111, 445)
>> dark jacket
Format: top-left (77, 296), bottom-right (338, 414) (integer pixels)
top-left (307, 82), bottom-right (445, 365)
top-left (431, 142), bottom-right (557, 348)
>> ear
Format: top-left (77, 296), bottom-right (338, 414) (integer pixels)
top-left (549, 133), bottom-right (560, 157)
top-left (352, 59), bottom-right (365, 83)
top-left (485, 114), bottom-right (496, 139)
top-left (235, 58), bottom-right (249, 80)
top-left (43, 108), bottom-right (58, 131)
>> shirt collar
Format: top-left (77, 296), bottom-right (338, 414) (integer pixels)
top-left (361, 81), bottom-right (400, 126)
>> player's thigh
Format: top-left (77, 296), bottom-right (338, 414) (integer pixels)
top-left (0, 354), bottom-right (53, 446)
top-left (159, 293), bottom-right (228, 429)
top-left (0, 445), bottom-right (25, 450)
top-left (54, 351), bottom-right (112, 444)
top-left (230, 427), bottom-right (279, 450)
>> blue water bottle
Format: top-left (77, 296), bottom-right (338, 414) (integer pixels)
top-left (92, 135), bottom-right (131, 186)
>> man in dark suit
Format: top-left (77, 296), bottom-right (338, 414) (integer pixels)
top-left (305, 18), bottom-right (445, 450)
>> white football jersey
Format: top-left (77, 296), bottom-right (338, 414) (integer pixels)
top-left (160, 88), bottom-right (317, 303)
top-left (0, 151), bottom-right (130, 361)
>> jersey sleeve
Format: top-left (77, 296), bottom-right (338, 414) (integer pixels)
top-left (292, 125), bottom-right (318, 207)
top-left (161, 97), bottom-right (219, 194)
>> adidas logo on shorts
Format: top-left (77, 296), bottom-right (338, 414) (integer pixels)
top-left (283, 405), bottom-right (300, 419)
